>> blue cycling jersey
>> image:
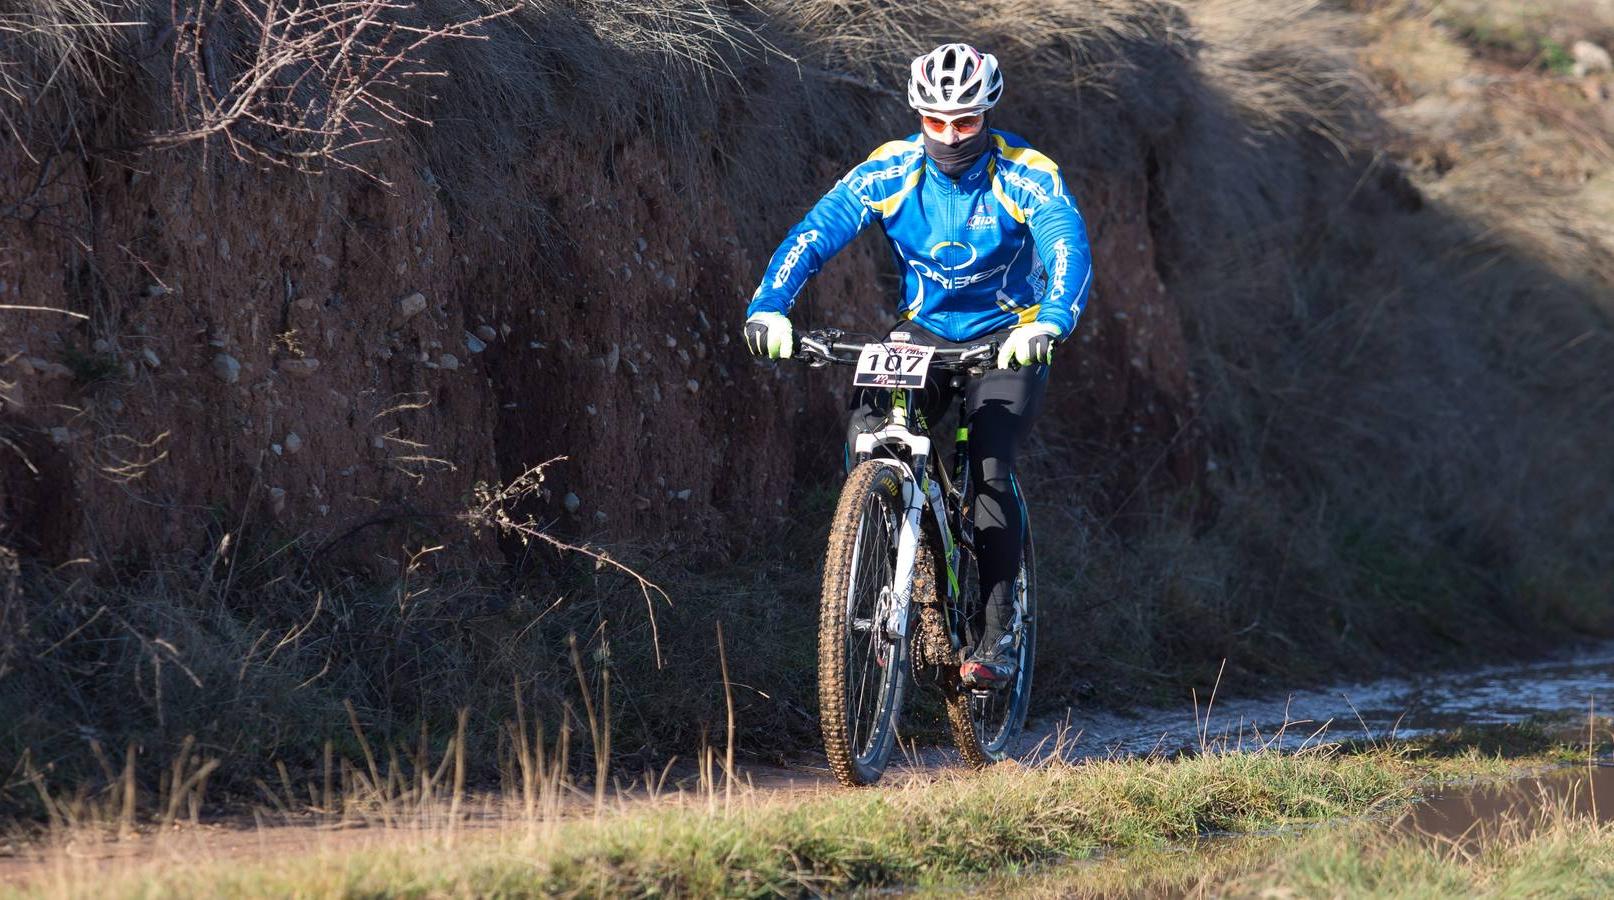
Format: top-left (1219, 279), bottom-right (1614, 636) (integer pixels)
top-left (747, 130), bottom-right (1093, 342)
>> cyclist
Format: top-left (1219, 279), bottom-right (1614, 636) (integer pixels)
top-left (743, 43), bottom-right (1094, 689)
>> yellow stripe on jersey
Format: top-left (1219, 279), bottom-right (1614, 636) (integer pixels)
top-left (870, 169), bottom-right (922, 218)
top-left (989, 160), bottom-right (1027, 224)
top-left (993, 135), bottom-right (1061, 177)
top-left (866, 139), bottom-right (922, 162)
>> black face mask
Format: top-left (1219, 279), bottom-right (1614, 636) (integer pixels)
top-left (923, 125), bottom-right (991, 178)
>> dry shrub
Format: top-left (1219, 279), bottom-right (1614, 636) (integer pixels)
top-left (0, 0), bottom-right (140, 168)
top-left (154, 0), bottom-right (518, 176)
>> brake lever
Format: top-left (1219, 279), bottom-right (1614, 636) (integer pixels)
top-left (796, 334), bottom-right (833, 361)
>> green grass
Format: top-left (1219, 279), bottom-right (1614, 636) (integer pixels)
top-left (942, 811), bottom-right (1614, 898)
top-left (1233, 813), bottom-right (1614, 898)
top-left (5, 750), bottom-right (1413, 898)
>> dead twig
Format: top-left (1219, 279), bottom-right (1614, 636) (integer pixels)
top-left (465, 457), bottom-right (672, 669)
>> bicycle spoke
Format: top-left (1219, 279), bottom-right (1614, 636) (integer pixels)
top-left (844, 491), bottom-right (899, 760)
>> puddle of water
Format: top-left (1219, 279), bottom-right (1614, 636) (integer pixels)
top-left (1038, 642), bottom-right (1614, 759)
top-left (1400, 763), bottom-right (1614, 848)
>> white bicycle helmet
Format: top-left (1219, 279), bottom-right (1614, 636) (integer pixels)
top-left (907, 43), bottom-right (1003, 115)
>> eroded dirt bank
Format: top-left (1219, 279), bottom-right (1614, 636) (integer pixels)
top-left (0, 47), bottom-right (1193, 569)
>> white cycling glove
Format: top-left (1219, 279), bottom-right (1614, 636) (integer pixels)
top-left (744, 311), bottom-right (794, 360)
top-left (997, 322), bottom-right (1060, 369)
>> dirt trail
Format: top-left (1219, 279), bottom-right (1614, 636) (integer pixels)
top-left (5, 642), bottom-right (1611, 888)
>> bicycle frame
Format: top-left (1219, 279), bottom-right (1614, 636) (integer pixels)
top-left (796, 327), bottom-right (1038, 780)
top-left (849, 388), bottom-right (966, 641)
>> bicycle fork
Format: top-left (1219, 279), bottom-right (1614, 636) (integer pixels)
top-left (879, 463), bottom-right (957, 642)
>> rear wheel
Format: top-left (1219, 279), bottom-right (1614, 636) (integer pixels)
top-left (946, 525), bottom-right (1036, 767)
top-left (818, 460), bottom-right (910, 786)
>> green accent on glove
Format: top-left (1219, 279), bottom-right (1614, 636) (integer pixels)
top-left (997, 322), bottom-right (1060, 369)
top-left (746, 312), bottom-right (794, 359)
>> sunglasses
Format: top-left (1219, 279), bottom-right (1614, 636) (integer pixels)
top-left (920, 114), bottom-right (984, 135)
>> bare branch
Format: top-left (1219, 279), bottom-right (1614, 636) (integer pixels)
top-left (154, 0), bottom-right (518, 176)
top-left (464, 458), bottom-right (672, 670)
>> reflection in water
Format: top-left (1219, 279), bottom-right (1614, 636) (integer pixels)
top-left (1401, 764), bottom-right (1614, 849)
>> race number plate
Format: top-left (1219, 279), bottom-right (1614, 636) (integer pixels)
top-left (853, 342), bottom-right (934, 389)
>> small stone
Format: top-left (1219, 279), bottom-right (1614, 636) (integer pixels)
top-left (212, 353), bottom-right (241, 384)
top-left (392, 292), bottom-right (428, 327)
top-left (315, 254), bottom-right (336, 269)
top-left (475, 324), bottom-right (497, 342)
top-left (279, 357), bottom-right (320, 378)
top-left (284, 432), bottom-right (303, 454)
top-left (594, 510), bottom-right (608, 524)
top-left (48, 426), bottom-right (70, 445)
top-left (635, 237), bottom-right (648, 253)
top-left (439, 354), bottom-right (460, 370)
top-left (141, 348), bottom-right (161, 368)
top-left (585, 404), bottom-right (597, 416)
top-left (92, 339), bottom-right (110, 353)
top-left (266, 486), bottom-right (287, 517)
top-left (1574, 40), bottom-right (1613, 76)
top-left (464, 332), bottom-right (487, 354)
top-left (271, 443), bottom-right (283, 456)
top-left (371, 435), bottom-right (385, 449)
top-left (563, 492), bottom-right (582, 514)
top-left (664, 334), bottom-right (677, 348)
top-left (26, 358), bottom-right (72, 381)
top-left (686, 379), bottom-right (700, 394)
top-left (671, 489), bottom-right (693, 501)
top-left (605, 343), bottom-right (621, 374)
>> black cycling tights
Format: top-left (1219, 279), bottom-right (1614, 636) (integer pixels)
top-left (845, 323), bottom-right (1047, 650)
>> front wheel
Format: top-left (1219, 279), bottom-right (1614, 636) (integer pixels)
top-left (947, 524), bottom-right (1036, 767)
top-left (818, 460), bottom-right (910, 786)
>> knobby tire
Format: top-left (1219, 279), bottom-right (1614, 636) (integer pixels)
top-left (818, 460), bottom-right (910, 787)
top-left (945, 526), bottom-right (1036, 767)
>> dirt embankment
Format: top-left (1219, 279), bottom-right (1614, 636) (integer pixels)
top-left (0, 39), bottom-right (1193, 572)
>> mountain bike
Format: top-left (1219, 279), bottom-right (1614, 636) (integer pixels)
top-left (791, 328), bottom-right (1036, 786)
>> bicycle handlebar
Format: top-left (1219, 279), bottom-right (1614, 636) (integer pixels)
top-left (792, 328), bottom-right (1002, 373)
